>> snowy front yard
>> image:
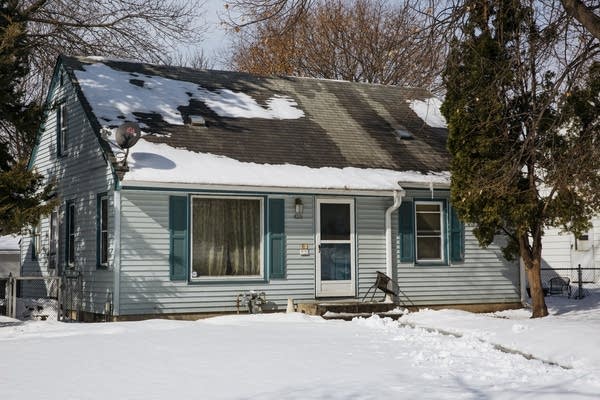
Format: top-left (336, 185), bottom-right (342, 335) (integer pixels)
top-left (2, 296), bottom-right (600, 399)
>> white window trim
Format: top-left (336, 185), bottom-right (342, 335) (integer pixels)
top-left (189, 195), bottom-right (264, 281)
top-left (414, 201), bottom-right (445, 263)
top-left (48, 209), bottom-right (58, 269)
top-left (59, 103), bottom-right (67, 155)
top-left (99, 194), bottom-right (109, 268)
top-left (66, 201), bottom-right (76, 268)
top-left (32, 221), bottom-right (41, 260)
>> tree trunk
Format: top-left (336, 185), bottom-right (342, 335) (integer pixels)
top-left (561, 0), bottom-right (600, 41)
top-left (525, 256), bottom-right (549, 318)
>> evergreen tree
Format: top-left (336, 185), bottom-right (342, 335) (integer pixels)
top-left (0, 1), bottom-right (54, 235)
top-left (0, 0), bottom-right (41, 165)
top-left (442, 0), bottom-right (600, 317)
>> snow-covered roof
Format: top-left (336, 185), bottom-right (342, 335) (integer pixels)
top-left (60, 56), bottom-right (450, 191)
top-left (0, 235), bottom-right (20, 251)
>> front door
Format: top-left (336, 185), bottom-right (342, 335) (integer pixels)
top-left (316, 199), bottom-right (355, 297)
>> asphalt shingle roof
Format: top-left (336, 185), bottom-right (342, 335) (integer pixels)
top-left (61, 55), bottom-right (449, 175)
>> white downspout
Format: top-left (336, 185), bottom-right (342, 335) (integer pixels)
top-left (385, 189), bottom-right (405, 303)
top-left (112, 189), bottom-right (121, 316)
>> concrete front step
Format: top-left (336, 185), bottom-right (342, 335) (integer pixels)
top-left (296, 301), bottom-right (401, 320)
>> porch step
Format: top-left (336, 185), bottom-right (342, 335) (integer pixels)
top-left (296, 301), bottom-right (402, 320)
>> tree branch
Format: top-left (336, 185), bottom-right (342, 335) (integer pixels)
top-left (561, 0), bottom-right (600, 40)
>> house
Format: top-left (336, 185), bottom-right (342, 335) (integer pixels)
top-left (1, 235), bottom-right (20, 305)
top-left (21, 55), bottom-right (521, 320)
top-left (540, 222), bottom-right (600, 285)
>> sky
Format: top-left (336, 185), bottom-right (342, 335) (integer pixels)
top-left (194, 0), bottom-right (233, 69)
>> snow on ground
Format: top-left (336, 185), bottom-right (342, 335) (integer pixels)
top-left (2, 297), bottom-right (600, 399)
top-left (115, 136), bottom-right (450, 189)
top-left (74, 62), bottom-right (304, 127)
top-left (402, 290), bottom-right (600, 374)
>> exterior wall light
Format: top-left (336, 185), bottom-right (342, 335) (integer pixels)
top-left (294, 198), bottom-right (304, 219)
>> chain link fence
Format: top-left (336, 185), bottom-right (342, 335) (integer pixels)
top-left (540, 266), bottom-right (600, 299)
top-left (2, 276), bottom-right (62, 321)
top-left (61, 269), bottom-right (82, 322)
top-left (1, 270), bottom-right (84, 322)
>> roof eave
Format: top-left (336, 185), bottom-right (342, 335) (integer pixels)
top-left (120, 180), bottom-right (407, 197)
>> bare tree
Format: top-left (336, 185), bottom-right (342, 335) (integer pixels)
top-left (0, 0), bottom-right (205, 163)
top-left (20, 0), bottom-right (205, 103)
top-left (166, 49), bottom-right (215, 70)
top-left (561, 0), bottom-right (600, 40)
top-left (228, 0), bottom-right (446, 93)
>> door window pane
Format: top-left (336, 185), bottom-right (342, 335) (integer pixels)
top-left (320, 243), bottom-right (351, 280)
top-left (320, 203), bottom-right (350, 240)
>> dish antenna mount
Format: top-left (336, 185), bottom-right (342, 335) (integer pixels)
top-left (115, 122), bottom-right (141, 168)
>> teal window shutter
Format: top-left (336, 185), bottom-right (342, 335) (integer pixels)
top-left (268, 198), bottom-right (286, 279)
top-left (399, 201), bottom-right (414, 262)
top-left (450, 206), bottom-right (464, 262)
top-left (169, 196), bottom-right (188, 281)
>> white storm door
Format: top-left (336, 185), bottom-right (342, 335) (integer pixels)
top-left (316, 199), bottom-right (355, 297)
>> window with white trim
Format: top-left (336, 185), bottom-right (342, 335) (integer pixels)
top-left (57, 103), bottom-right (67, 156)
top-left (31, 221), bottom-right (41, 260)
top-left (190, 196), bottom-right (263, 279)
top-left (415, 202), bottom-right (444, 262)
top-left (98, 194), bottom-right (109, 268)
top-left (66, 201), bottom-right (75, 267)
top-left (48, 209), bottom-right (58, 268)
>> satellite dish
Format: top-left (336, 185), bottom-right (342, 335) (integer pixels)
top-left (115, 122), bottom-right (141, 149)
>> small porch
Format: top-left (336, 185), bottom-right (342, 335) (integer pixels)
top-left (296, 300), bottom-right (403, 320)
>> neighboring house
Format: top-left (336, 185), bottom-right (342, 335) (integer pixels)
top-left (541, 222), bottom-right (600, 284)
top-left (0, 235), bottom-right (20, 276)
top-left (1, 235), bottom-right (20, 303)
top-left (21, 55), bottom-right (521, 320)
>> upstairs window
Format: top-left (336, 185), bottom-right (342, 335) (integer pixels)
top-left (57, 103), bottom-right (67, 156)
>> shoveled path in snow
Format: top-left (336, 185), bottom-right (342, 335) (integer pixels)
top-left (1, 313), bottom-right (599, 399)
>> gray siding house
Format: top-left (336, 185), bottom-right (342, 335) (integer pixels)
top-left (22, 56), bottom-right (521, 319)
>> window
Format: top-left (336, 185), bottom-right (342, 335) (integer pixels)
top-left (415, 202), bottom-right (444, 262)
top-left (48, 210), bottom-right (58, 268)
top-left (57, 103), bottom-right (67, 155)
top-left (190, 197), bottom-right (263, 279)
top-left (31, 221), bottom-right (41, 261)
top-left (97, 194), bottom-right (109, 268)
top-left (65, 201), bottom-right (75, 267)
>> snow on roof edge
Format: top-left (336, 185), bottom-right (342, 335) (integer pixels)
top-left (0, 235), bottom-right (20, 251)
top-left (118, 138), bottom-right (450, 191)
